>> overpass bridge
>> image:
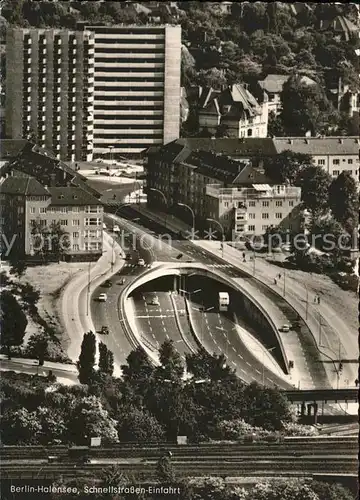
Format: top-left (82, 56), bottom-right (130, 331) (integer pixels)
top-left (283, 388), bottom-right (358, 403)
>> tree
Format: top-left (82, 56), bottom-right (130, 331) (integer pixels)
top-left (280, 75), bottom-right (337, 136)
top-left (77, 331), bottom-right (96, 384)
top-left (121, 346), bottom-right (154, 390)
top-left (35, 406), bottom-right (66, 444)
top-left (186, 347), bottom-right (236, 381)
top-left (242, 382), bottom-right (293, 430)
top-left (8, 259), bottom-right (27, 278)
top-left (215, 123), bottom-right (230, 138)
top-left (267, 111), bottom-right (285, 137)
top-left (117, 406), bottom-right (165, 443)
top-left (262, 150), bottom-right (313, 185)
top-left (329, 172), bottom-right (359, 233)
top-left (296, 165), bottom-right (332, 215)
top-left (31, 221), bottom-right (70, 261)
top-left (157, 339), bottom-right (184, 381)
top-left (26, 332), bottom-right (49, 366)
top-left (98, 342), bottom-right (114, 376)
top-left (0, 290), bottom-right (27, 357)
top-left (1, 408), bottom-right (41, 444)
top-left (156, 454), bottom-right (176, 484)
top-left (251, 479), bottom-right (319, 500)
top-left (311, 480), bottom-right (354, 500)
top-left (67, 395), bottom-right (119, 445)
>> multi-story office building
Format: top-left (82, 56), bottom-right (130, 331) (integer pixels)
top-left (0, 176), bottom-right (103, 261)
top-left (86, 24), bottom-right (181, 157)
top-left (6, 28), bottom-right (95, 162)
top-left (6, 25), bottom-right (181, 161)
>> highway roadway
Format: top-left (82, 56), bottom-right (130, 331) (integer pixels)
top-left (131, 291), bottom-right (189, 360)
top-left (87, 206), bottom-right (328, 388)
top-left (106, 206), bottom-right (329, 386)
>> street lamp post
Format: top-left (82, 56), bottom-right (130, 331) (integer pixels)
top-left (304, 283), bottom-right (309, 320)
top-left (283, 269), bottom-right (286, 297)
top-left (86, 261), bottom-right (91, 316)
top-left (178, 203), bottom-right (195, 238)
top-left (206, 218), bottom-right (225, 258)
top-left (150, 188), bottom-right (168, 228)
top-left (108, 145), bottom-right (113, 163)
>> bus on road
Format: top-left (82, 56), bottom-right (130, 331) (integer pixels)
top-left (218, 292), bottom-right (229, 312)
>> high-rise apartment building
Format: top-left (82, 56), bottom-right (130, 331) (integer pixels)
top-left (6, 28), bottom-right (95, 162)
top-left (86, 24), bottom-right (181, 157)
top-left (6, 25), bottom-right (181, 161)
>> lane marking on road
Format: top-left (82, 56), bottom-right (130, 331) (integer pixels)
top-left (232, 361), bottom-right (237, 366)
top-left (232, 347), bottom-right (236, 352)
top-left (237, 354), bottom-right (243, 359)
top-left (240, 368), bottom-right (246, 374)
top-left (246, 361), bottom-right (251, 366)
top-left (176, 339), bottom-right (183, 343)
top-left (255, 369), bottom-right (261, 375)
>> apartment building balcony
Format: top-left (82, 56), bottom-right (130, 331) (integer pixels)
top-left (206, 184), bottom-right (301, 200)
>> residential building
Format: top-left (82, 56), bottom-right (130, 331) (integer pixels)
top-left (150, 136), bottom-right (359, 183)
top-left (256, 74), bottom-right (316, 116)
top-left (6, 24), bottom-right (182, 161)
top-left (0, 140), bottom-right (100, 200)
top-left (0, 176), bottom-right (103, 261)
top-left (6, 28), bottom-right (95, 162)
top-left (320, 15), bottom-right (359, 41)
top-left (205, 181), bottom-right (302, 238)
top-left (146, 141), bottom-right (301, 237)
top-left (273, 137), bottom-right (359, 181)
top-left (85, 24), bottom-right (181, 158)
top-left (198, 84), bottom-right (269, 138)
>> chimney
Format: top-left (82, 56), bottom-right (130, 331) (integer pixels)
top-left (288, 139), bottom-right (293, 144)
top-left (339, 138), bottom-right (343, 144)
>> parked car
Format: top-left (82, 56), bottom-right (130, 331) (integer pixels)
top-left (125, 253), bottom-right (132, 260)
top-left (97, 293), bottom-right (107, 302)
top-left (138, 258), bottom-right (145, 266)
top-left (102, 280), bottom-right (112, 288)
top-left (118, 278), bottom-right (126, 285)
top-left (149, 297), bottom-right (160, 306)
top-left (113, 225), bottom-right (120, 233)
top-left (102, 223), bottom-right (107, 230)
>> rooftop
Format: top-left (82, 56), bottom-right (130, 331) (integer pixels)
top-left (173, 138), bottom-right (278, 157)
top-left (0, 175), bottom-right (49, 196)
top-left (258, 74), bottom-right (316, 94)
top-left (273, 136), bottom-right (360, 155)
top-left (48, 187), bottom-right (102, 206)
top-left (0, 139), bottom-right (28, 160)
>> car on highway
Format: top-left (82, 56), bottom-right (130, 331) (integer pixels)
top-left (97, 293), bottom-right (107, 302)
top-left (281, 243), bottom-right (292, 253)
top-left (137, 258), bottom-right (145, 266)
top-left (118, 278), bottom-right (126, 285)
top-left (100, 326), bottom-right (109, 335)
top-left (279, 324), bottom-right (290, 332)
top-left (113, 225), bottom-right (120, 233)
top-left (102, 223), bottom-right (107, 230)
top-left (101, 279), bottom-right (112, 288)
top-left (125, 253), bottom-right (132, 260)
top-left (149, 297), bottom-right (160, 306)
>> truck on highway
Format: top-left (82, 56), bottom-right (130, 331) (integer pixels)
top-left (218, 292), bottom-right (229, 312)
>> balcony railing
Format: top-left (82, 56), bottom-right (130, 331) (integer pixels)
top-left (206, 184), bottom-right (301, 199)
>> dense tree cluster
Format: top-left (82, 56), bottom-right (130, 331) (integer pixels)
top-left (1, 338), bottom-right (297, 447)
